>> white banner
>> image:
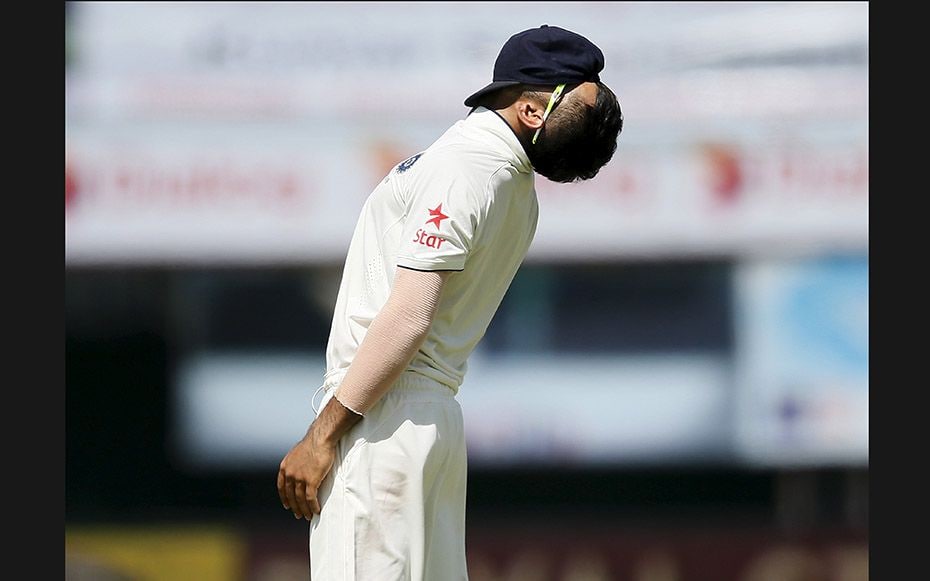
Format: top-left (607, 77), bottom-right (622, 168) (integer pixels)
top-left (174, 351), bottom-right (731, 468)
top-left (65, 2), bottom-right (868, 265)
top-left (65, 123), bottom-right (868, 264)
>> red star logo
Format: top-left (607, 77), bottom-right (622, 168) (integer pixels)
top-left (425, 203), bottom-right (449, 228)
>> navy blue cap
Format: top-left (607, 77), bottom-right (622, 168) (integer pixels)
top-left (464, 24), bottom-right (605, 107)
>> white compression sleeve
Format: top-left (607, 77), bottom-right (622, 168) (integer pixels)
top-left (333, 267), bottom-right (448, 416)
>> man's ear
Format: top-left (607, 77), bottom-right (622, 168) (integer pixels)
top-left (515, 97), bottom-right (546, 131)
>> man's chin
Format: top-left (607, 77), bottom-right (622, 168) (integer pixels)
top-left (527, 150), bottom-right (581, 183)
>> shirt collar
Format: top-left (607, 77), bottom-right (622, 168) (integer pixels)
top-left (463, 106), bottom-right (533, 174)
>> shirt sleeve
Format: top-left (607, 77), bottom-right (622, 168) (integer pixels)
top-left (396, 168), bottom-right (484, 272)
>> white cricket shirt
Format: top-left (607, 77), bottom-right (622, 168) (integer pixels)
top-left (323, 106), bottom-right (539, 393)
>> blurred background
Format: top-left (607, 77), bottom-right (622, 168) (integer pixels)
top-left (65, 2), bottom-right (868, 580)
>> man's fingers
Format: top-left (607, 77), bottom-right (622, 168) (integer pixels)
top-left (277, 468), bottom-right (289, 509)
top-left (304, 480), bottom-right (322, 515)
top-left (294, 481), bottom-right (313, 520)
top-left (284, 477), bottom-right (303, 519)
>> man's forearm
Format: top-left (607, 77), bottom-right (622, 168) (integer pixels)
top-left (308, 268), bottom-right (446, 445)
top-left (333, 268), bottom-right (447, 416)
top-left (307, 310), bottom-right (427, 444)
top-left (306, 395), bottom-right (363, 446)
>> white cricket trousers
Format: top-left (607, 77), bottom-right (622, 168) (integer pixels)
top-left (310, 373), bottom-right (469, 581)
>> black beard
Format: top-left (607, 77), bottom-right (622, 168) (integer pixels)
top-left (526, 138), bottom-right (583, 183)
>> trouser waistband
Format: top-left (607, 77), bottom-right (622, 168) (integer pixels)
top-left (314, 371), bottom-right (455, 414)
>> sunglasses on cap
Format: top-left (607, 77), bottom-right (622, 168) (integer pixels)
top-left (531, 83), bottom-right (566, 145)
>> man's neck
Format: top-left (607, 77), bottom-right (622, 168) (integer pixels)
top-left (489, 106), bottom-right (533, 151)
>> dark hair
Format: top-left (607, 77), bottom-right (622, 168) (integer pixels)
top-left (525, 81), bottom-right (623, 183)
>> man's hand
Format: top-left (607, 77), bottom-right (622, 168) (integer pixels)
top-left (277, 396), bottom-right (363, 520)
top-left (277, 431), bottom-right (337, 520)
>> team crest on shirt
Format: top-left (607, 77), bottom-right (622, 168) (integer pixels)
top-left (395, 153), bottom-right (423, 174)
